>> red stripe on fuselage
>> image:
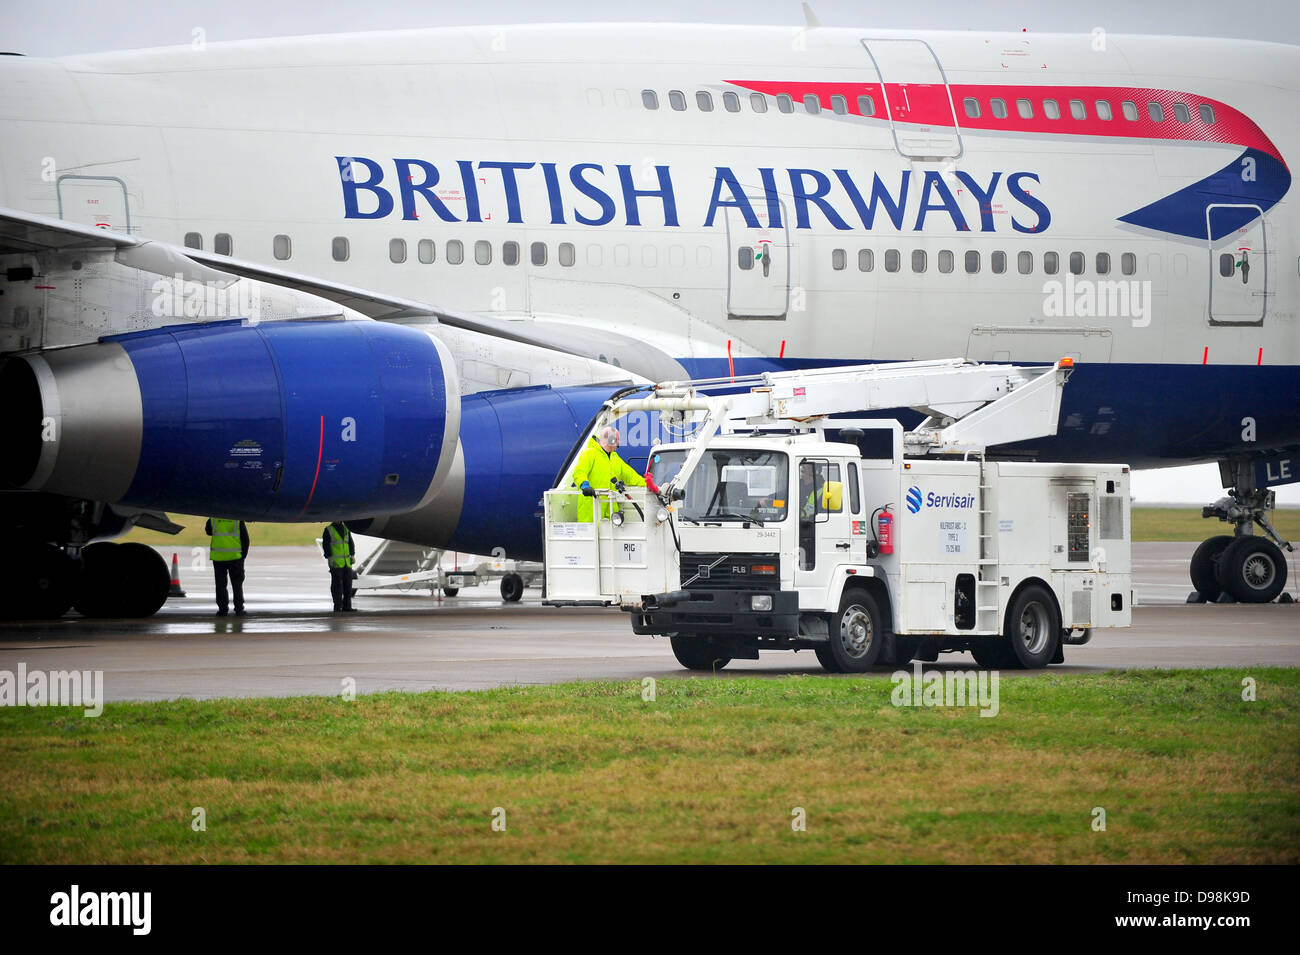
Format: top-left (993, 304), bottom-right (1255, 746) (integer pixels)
top-left (726, 80), bottom-right (1284, 167)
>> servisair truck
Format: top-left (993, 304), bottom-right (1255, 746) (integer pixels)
top-left (542, 358), bottom-right (1131, 672)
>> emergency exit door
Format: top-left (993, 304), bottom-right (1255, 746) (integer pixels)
top-left (726, 196), bottom-right (789, 320)
top-left (57, 175), bottom-right (132, 233)
top-left (1207, 204), bottom-right (1268, 326)
top-left (860, 39), bottom-right (963, 160)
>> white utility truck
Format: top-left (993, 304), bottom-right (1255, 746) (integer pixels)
top-left (542, 359), bottom-right (1131, 672)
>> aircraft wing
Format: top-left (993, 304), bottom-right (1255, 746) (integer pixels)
top-left (0, 208), bottom-right (140, 254)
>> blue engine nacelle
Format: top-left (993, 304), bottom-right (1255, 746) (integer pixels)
top-left (1, 320), bottom-right (459, 521)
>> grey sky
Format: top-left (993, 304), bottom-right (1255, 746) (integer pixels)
top-left (3, 0), bottom-right (1296, 503)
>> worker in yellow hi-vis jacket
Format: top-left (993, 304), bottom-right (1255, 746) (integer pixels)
top-left (572, 426), bottom-right (646, 522)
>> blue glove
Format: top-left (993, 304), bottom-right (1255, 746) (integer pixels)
top-left (581, 481), bottom-right (595, 497)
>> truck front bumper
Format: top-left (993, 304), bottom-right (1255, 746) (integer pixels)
top-left (626, 589), bottom-right (800, 638)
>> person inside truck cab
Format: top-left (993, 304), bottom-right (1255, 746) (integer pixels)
top-left (573, 426), bottom-right (646, 522)
top-left (799, 462), bottom-right (825, 520)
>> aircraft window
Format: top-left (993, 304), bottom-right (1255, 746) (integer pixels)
top-left (831, 248), bottom-right (846, 271)
top-left (1069, 251), bottom-right (1084, 275)
top-left (1121, 252), bottom-right (1136, 275)
top-left (586, 89), bottom-right (604, 108)
top-left (884, 249), bottom-right (900, 273)
top-left (332, 236), bottom-right (349, 262)
top-left (1095, 100), bottom-right (1113, 120)
top-left (912, 249), bottom-right (927, 273)
top-left (1096, 252), bottom-right (1110, 275)
top-left (804, 94), bottom-right (821, 114)
top-left (642, 90), bottom-right (658, 109)
top-left (963, 97), bottom-right (981, 118)
top-left (1017, 98), bottom-right (1033, 119)
top-left (1122, 100), bottom-right (1139, 121)
top-left (991, 251), bottom-right (1006, 274)
top-left (214, 233), bottom-right (233, 256)
top-left (965, 250), bottom-right (980, 274)
top-left (857, 94), bottom-right (875, 116)
top-left (1148, 253), bottom-right (1162, 275)
top-left (473, 240), bottom-right (491, 265)
top-left (777, 93), bottom-right (794, 113)
top-left (418, 239), bottom-right (435, 264)
top-left (273, 234), bottom-right (291, 260)
top-left (1148, 102), bottom-right (1165, 122)
top-left (615, 244), bottom-right (630, 267)
top-left (831, 94), bottom-right (848, 115)
top-left (1018, 251), bottom-right (1033, 274)
top-left (991, 98), bottom-right (1008, 119)
top-left (1219, 253), bottom-right (1235, 278)
top-left (1069, 99), bottom-right (1086, 120)
top-left (739, 246), bottom-right (754, 270)
top-left (696, 91), bottom-right (714, 112)
top-left (668, 90), bottom-right (686, 111)
top-left (1199, 103), bottom-right (1215, 124)
top-left (1043, 98), bottom-right (1060, 120)
top-left (614, 89), bottom-right (631, 109)
top-left (560, 242), bottom-right (576, 267)
top-left (530, 241), bottom-right (546, 266)
top-left (723, 91), bottom-right (740, 112)
top-left (641, 245), bottom-right (657, 268)
top-left (446, 239), bottom-right (464, 265)
top-left (669, 244), bottom-right (685, 268)
top-left (1173, 102), bottom-right (1191, 123)
top-left (858, 249), bottom-right (874, 272)
top-left (751, 93), bottom-right (768, 113)
top-left (587, 244), bottom-right (603, 267)
top-left (938, 250), bottom-right (953, 273)
top-left (389, 238), bottom-right (407, 264)
top-left (503, 240), bottom-right (519, 266)
top-left (1044, 251), bottom-right (1059, 275)
top-left (184, 232), bottom-right (202, 250)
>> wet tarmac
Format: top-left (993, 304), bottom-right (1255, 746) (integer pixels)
top-left (0, 543), bottom-right (1296, 701)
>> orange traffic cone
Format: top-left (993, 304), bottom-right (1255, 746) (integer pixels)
top-left (168, 552), bottom-right (186, 598)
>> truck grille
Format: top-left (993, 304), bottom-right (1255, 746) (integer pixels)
top-left (681, 553), bottom-right (780, 591)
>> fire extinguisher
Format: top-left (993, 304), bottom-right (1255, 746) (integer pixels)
top-left (875, 505), bottom-right (894, 555)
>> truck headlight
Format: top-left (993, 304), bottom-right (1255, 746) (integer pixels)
top-left (751, 595), bottom-right (773, 612)
top-left (655, 507), bottom-right (669, 524)
top-left (611, 510), bottom-right (624, 527)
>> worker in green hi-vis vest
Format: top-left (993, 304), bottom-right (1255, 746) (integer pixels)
top-left (322, 521), bottom-right (357, 612)
top-left (205, 517), bottom-right (250, 616)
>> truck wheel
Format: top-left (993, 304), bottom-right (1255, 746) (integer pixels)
top-left (1189, 535), bottom-right (1233, 600)
top-left (1004, 584), bottom-right (1060, 669)
top-left (813, 645), bottom-right (838, 672)
top-left (827, 589), bottom-right (885, 673)
top-left (885, 635), bottom-right (919, 666)
top-left (1216, 536), bottom-right (1287, 603)
top-left (670, 635), bottom-right (731, 671)
top-left (500, 573), bottom-right (524, 602)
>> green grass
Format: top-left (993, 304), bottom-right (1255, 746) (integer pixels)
top-left (2, 670), bottom-right (1296, 864)
top-left (1132, 507), bottom-right (1300, 542)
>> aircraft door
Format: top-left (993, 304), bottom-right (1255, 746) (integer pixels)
top-left (1207, 204), bottom-right (1268, 326)
top-left (861, 39), bottom-right (962, 160)
top-left (726, 197), bottom-right (789, 320)
top-left (57, 175), bottom-right (131, 233)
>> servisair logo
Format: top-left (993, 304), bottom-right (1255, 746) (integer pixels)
top-left (907, 486), bottom-right (976, 513)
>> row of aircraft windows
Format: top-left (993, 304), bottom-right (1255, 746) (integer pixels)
top-left (642, 88), bottom-right (876, 117)
top-left (808, 248), bottom-right (1140, 276)
top-left (964, 96), bottom-right (1216, 125)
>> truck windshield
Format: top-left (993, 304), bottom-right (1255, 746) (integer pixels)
top-left (649, 448), bottom-right (789, 523)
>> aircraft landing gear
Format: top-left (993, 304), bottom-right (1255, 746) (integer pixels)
top-left (1190, 461), bottom-right (1293, 604)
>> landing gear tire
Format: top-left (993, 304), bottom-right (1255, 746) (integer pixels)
top-left (670, 635), bottom-right (731, 671)
top-left (0, 542), bottom-right (77, 619)
top-left (442, 586), bottom-right (460, 597)
top-left (500, 573), bottom-right (524, 602)
top-left (1190, 535), bottom-right (1234, 601)
top-left (822, 589), bottom-right (886, 673)
top-left (1216, 536), bottom-right (1288, 604)
top-left (1004, 584), bottom-right (1061, 669)
top-left (73, 542), bottom-right (170, 618)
